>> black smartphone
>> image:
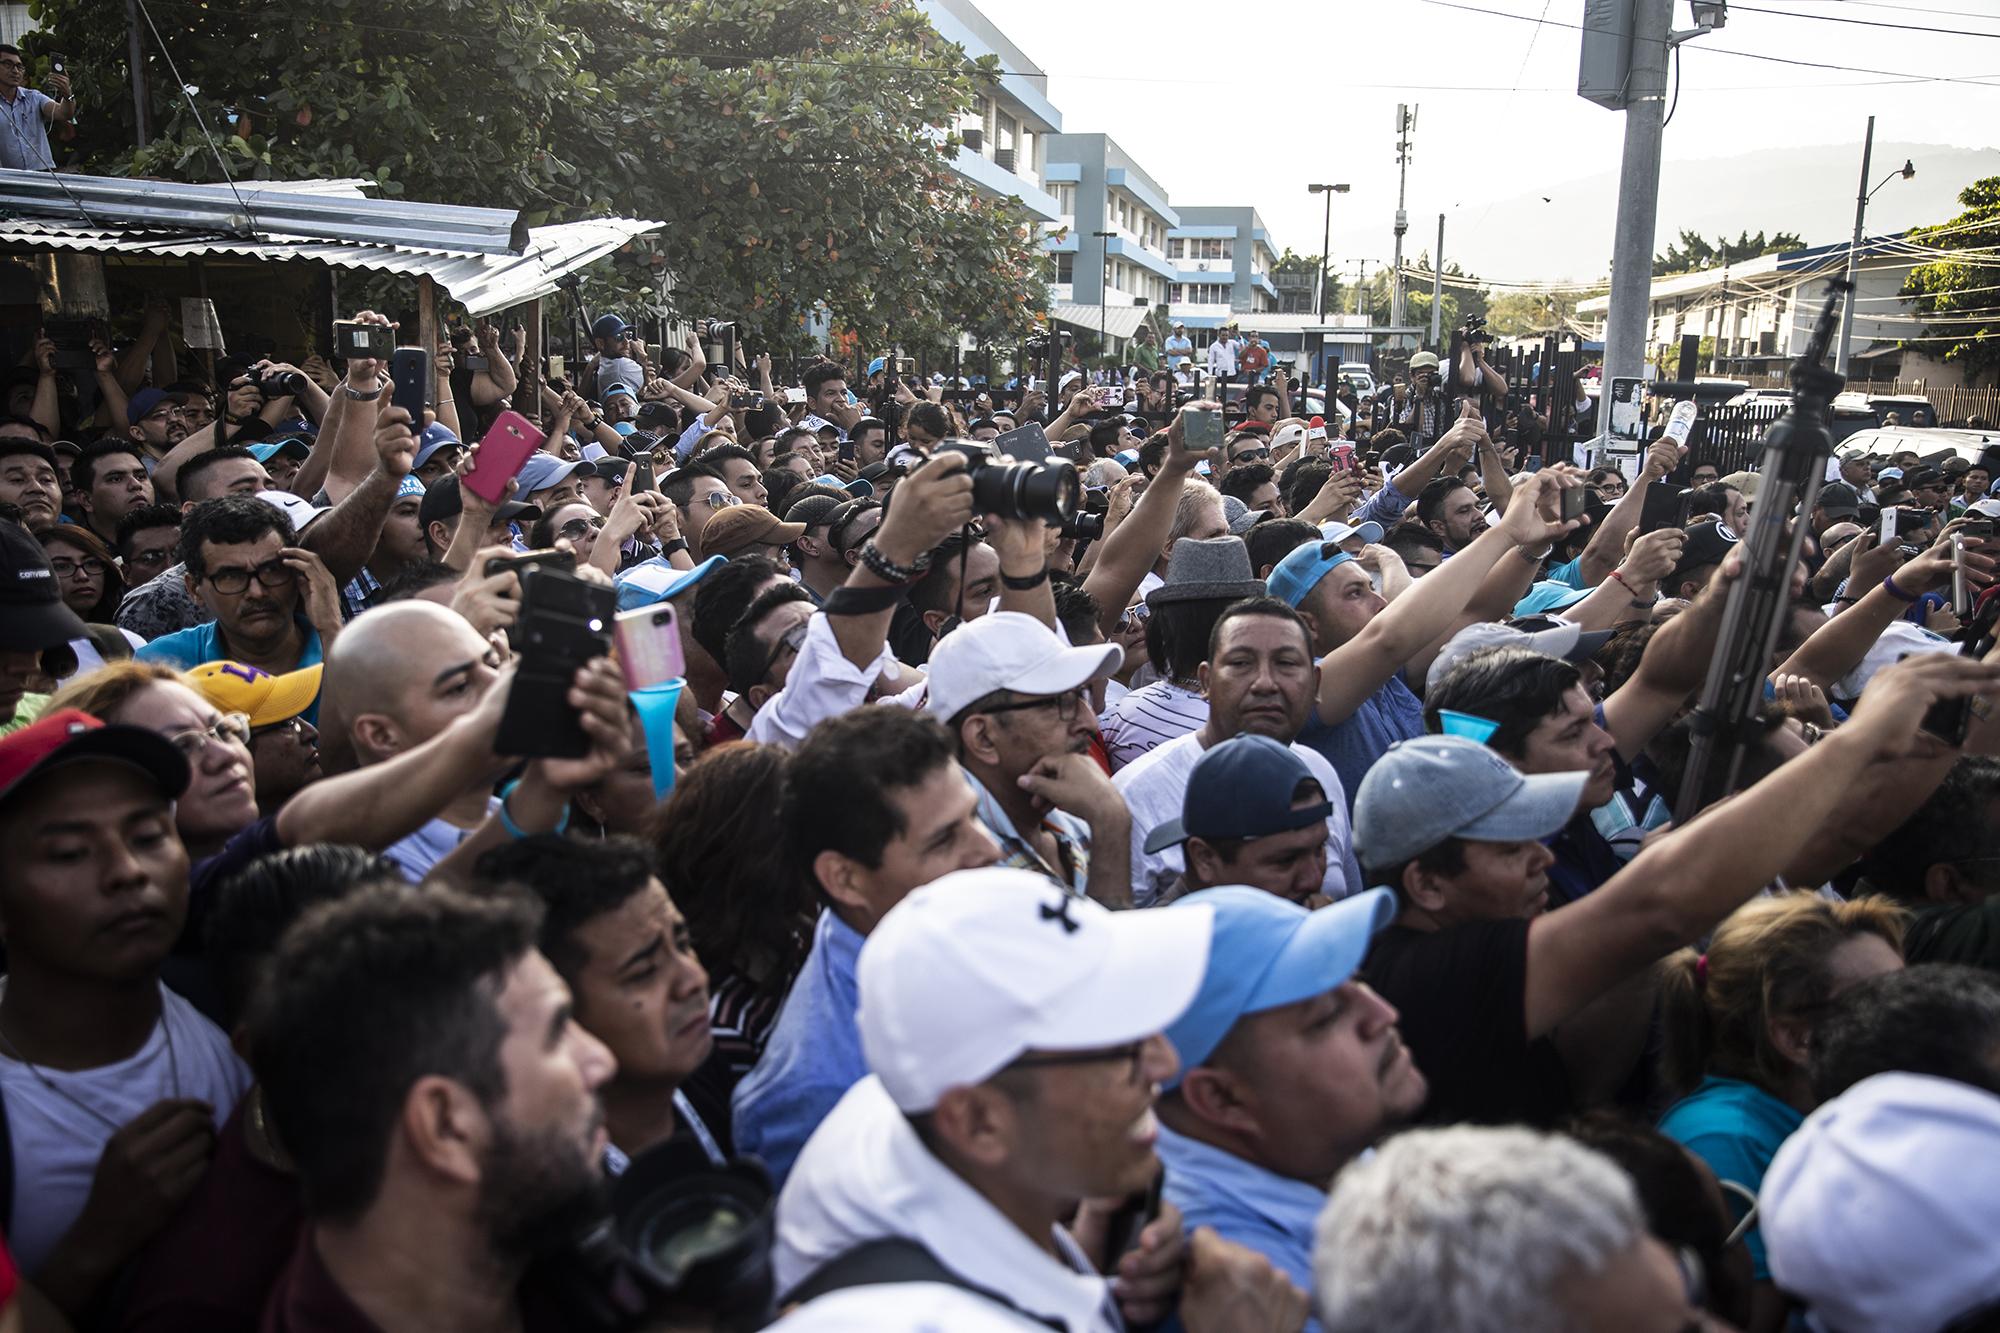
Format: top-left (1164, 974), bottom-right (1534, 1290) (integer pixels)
top-left (1919, 608), bottom-right (2000, 746)
top-left (389, 347), bottom-right (429, 424)
top-left (495, 565), bottom-right (616, 759)
top-left (729, 391), bottom-right (761, 409)
top-left (334, 320), bottom-right (395, 360)
top-left (838, 436), bottom-right (855, 464)
top-left (1963, 518), bottom-right (1996, 541)
top-left (483, 547), bottom-right (576, 581)
top-left (49, 54), bottom-right (66, 76)
top-left (1638, 483), bottom-right (1691, 535)
top-left (1561, 484), bottom-right (1589, 522)
top-left (630, 457), bottom-right (656, 494)
top-left (1101, 1170), bottom-right (1165, 1271)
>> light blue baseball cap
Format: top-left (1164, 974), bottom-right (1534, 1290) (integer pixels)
top-left (1352, 734), bottom-right (1588, 871)
top-left (614, 554), bottom-right (724, 612)
top-left (516, 452), bottom-right (587, 497)
top-left (1162, 886), bottom-right (1398, 1087)
top-left (1268, 539), bottom-right (1356, 608)
top-left (1513, 580), bottom-right (1593, 617)
top-left (247, 438), bottom-right (309, 465)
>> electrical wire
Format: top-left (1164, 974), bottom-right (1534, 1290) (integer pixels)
top-left (132, 0), bottom-right (255, 231)
top-left (1663, 43), bottom-right (1683, 127)
top-left (1729, 2), bottom-right (2000, 39)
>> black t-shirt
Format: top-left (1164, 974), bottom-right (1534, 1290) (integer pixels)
top-left (1905, 898), bottom-right (2000, 972)
top-left (1364, 919), bottom-right (1574, 1127)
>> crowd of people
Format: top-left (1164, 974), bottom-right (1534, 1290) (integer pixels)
top-left (1, 290), bottom-right (1998, 1333)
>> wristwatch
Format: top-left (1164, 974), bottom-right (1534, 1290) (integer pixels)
top-left (342, 382), bottom-right (384, 402)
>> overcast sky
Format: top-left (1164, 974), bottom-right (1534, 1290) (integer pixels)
top-left (975, 0), bottom-right (2000, 283)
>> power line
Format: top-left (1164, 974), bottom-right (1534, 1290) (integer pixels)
top-left (1756, 0), bottom-right (2000, 22)
top-left (1730, 1), bottom-right (2000, 38)
top-left (1411, 0), bottom-right (2000, 87)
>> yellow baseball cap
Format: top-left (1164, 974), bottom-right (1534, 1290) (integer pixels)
top-left (187, 661), bottom-right (323, 729)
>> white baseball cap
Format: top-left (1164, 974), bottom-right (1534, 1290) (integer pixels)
top-left (255, 489), bottom-right (330, 532)
top-left (856, 868), bottom-right (1214, 1113)
top-left (924, 611), bottom-right (1121, 724)
top-left (1761, 1072), bottom-right (2000, 1333)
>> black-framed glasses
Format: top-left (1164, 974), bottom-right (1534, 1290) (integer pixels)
top-left (1010, 1041), bottom-right (1146, 1083)
top-left (977, 686), bottom-right (1089, 724)
top-left (557, 516), bottom-right (605, 542)
top-left (49, 557), bottom-right (107, 579)
top-left (1231, 447), bottom-right (1272, 463)
top-left (759, 619), bottom-right (811, 682)
top-left (202, 558), bottom-right (294, 595)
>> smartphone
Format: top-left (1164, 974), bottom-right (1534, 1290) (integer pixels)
top-left (483, 547), bottom-right (575, 581)
top-left (630, 457), bottom-right (656, 494)
top-left (1102, 1171), bottom-right (1166, 1271)
top-left (548, 354), bottom-right (566, 380)
top-left (1331, 442), bottom-right (1356, 470)
top-left (729, 391), bottom-right (761, 409)
top-left (1097, 386), bottom-right (1125, 409)
top-left (1182, 408), bottom-right (1223, 452)
top-left (1882, 507), bottom-right (1935, 543)
top-left (614, 603), bottom-right (687, 691)
top-left (389, 347), bottom-right (429, 424)
top-left (1561, 484), bottom-right (1589, 522)
top-left (1638, 483), bottom-right (1692, 535)
top-left (837, 436), bottom-right (856, 464)
top-left (465, 353), bottom-right (490, 372)
top-left (1919, 607), bottom-right (2000, 745)
top-left (334, 320), bottom-right (395, 360)
top-left (1953, 533), bottom-right (1972, 620)
top-left (1963, 518), bottom-right (1995, 541)
top-left (993, 422), bottom-right (1053, 462)
top-left (495, 566), bottom-right (617, 759)
top-left (462, 410), bottom-right (547, 504)
top-left (49, 54), bottom-right (65, 75)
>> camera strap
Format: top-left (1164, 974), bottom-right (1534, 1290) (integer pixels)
top-left (783, 1238), bottom-right (1064, 1332)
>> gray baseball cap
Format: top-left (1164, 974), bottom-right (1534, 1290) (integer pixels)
top-left (1352, 735), bottom-right (1589, 871)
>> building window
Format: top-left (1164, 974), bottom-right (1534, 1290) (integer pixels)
top-left (1056, 252), bottom-right (1074, 284)
top-left (1167, 238), bottom-right (1184, 258)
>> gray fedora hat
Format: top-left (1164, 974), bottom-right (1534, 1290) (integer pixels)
top-left (1147, 535), bottom-right (1266, 608)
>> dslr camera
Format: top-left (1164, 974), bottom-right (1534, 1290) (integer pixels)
top-left (244, 364), bottom-right (311, 399)
top-left (1461, 314), bottom-right (1492, 346)
top-left (939, 439), bottom-right (1080, 527)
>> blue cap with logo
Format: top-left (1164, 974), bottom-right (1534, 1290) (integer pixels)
top-left (1144, 734), bottom-right (1333, 854)
top-left (412, 423), bottom-right (462, 469)
top-left (1162, 885), bottom-right (1398, 1087)
top-left (1352, 734), bottom-right (1588, 871)
top-left (1267, 539), bottom-right (1357, 609)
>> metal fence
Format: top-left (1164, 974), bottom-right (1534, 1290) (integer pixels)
top-left (1689, 401), bottom-right (1789, 477)
top-left (1743, 372), bottom-right (2000, 426)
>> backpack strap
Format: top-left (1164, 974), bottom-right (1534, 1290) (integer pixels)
top-left (781, 1237), bottom-right (1064, 1330)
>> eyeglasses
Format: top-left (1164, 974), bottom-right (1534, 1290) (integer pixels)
top-left (977, 686), bottom-right (1089, 724)
top-left (165, 712), bottom-right (252, 760)
top-left (127, 546), bottom-right (175, 567)
top-left (700, 491), bottom-right (744, 510)
top-left (0, 59), bottom-right (24, 70)
top-left (1010, 1041), bottom-right (1146, 1084)
top-left (49, 557), bottom-right (107, 579)
top-left (557, 516), bottom-right (605, 542)
top-left (1231, 448), bottom-right (1272, 463)
top-left (201, 558), bottom-right (295, 595)
top-left (758, 618), bottom-right (811, 682)
top-left (252, 715), bottom-right (314, 743)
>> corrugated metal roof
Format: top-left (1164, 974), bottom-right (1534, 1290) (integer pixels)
top-left (0, 215), bottom-right (663, 316)
top-left (1049, 300), bottom-right (1148, 340)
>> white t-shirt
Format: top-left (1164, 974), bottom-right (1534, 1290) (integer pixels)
top-left (0, 982), bottom-right (249, 1274)
top-left (1113, 729), bottom-right (1360, 907)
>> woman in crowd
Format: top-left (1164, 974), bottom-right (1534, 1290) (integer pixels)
top-left (1656, 892), bottom-right (1906, 1331)
top-left (40, 523), bottom-right (126, 624)
top-left (649, 742), bottom-right (814, 1094)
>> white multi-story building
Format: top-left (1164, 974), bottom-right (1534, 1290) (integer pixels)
top-left (918, 0), bottom-right (1064, 225)
top-left (1042, 132), bottom-right (1177, 349)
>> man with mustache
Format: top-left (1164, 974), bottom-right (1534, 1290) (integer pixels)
top-left (928, 611), bottom-right (1132, 906)
top-left (476, 835), bottom-right (728, 1171)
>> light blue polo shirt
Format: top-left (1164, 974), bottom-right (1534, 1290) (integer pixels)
top-left (1158, 1121), bottom-right (1328, 1333)
top-left (135, 619), bottom-right (325, 723)
top-left (731, 908), bottom-right (867, 1188)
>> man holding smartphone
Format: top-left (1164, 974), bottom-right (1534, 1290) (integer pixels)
top-left (0, 45), bottom-right (71, 170)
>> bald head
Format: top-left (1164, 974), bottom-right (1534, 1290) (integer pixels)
top-left (326, 601), bottom-right (496, 765)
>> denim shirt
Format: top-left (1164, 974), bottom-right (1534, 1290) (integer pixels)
top-left (1157, 1122), bottom-right (1327, 1333)
top-left (731, 909), bottom-right (868, 1189)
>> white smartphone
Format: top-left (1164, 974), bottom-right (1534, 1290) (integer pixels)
top-left (614, 603), bottom-right (686, 691)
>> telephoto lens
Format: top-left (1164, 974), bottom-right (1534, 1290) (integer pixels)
top-left (941, 440), bottom-right (1080, 527)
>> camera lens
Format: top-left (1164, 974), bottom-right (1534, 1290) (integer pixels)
top-left (968, 457), bottom-right (1079, 527)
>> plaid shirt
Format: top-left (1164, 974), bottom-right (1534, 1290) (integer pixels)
top-left (969, 770), bottom-right (1092, 898)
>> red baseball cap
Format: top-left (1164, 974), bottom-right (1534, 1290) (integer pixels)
top-left (0, 709), bottom-right (190, 810)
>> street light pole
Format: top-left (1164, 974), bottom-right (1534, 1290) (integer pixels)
top-left (1092, 228), bottom-right (1115, 370)
top-left (1834, 117), bottom-right (1915, 378)
top-left (1307, 183), bottom-right (1350, 321)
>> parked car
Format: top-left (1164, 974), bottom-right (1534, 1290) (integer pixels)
top-left (1866, 394), bottom-right (1939, 429)
top-left (1338, 362), bottom-right (1376, 398)
top-left (1837, 426), bottom-right (2000, 469)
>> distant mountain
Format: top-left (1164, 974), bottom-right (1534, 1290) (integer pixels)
top-left (1453, 142), bottom-right (2000, 284)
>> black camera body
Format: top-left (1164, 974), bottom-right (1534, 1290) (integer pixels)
top-left (247, 366), bottom-right (310, 399)
top-left (940, 439), bottom-right (1079, 527)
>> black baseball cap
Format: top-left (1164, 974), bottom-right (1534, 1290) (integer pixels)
top-left (0, 520), bottom-right (87, 651)
top-left (1669, 520), bottom-right (1739, 586)
top-left (417, 474), bottom-right (542, 531)
top-left (1817, 482), bottom-right (1862, 519)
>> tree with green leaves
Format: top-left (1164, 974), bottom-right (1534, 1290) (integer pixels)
top-left (1653, 228), bottom-right (1804, 276)
top-left (1901, 177), bottom-right (2000, 384)
top-left (1485, 287), bottom-right (1601, 338)
top-left (29, 0), bottom-right (1049, 354)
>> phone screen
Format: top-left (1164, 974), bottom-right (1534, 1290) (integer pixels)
top-left (1182, 409), bottom-right (1223, 451)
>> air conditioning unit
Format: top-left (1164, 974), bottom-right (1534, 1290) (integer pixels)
top-left (993, 148), bottom-right (1015, 172)
top-left (962, 128), bottom-right (983, 152)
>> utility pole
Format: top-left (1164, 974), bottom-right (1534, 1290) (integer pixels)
top-left (1307, 183), bottom-right (1349, 321)
top-left (1092, 229), bottom-right (1115, 367)
top-left (1430, 214), bottom-right (1446, 347)
top-left (1599, 0), bottom-right (1672, 448)
top-left (1353, 259), bottom-right (1366, 316)
top-left (1834, 119), bottom-right (1915, 377)
top-left (125, 0), bottom-right (153, 145)
top-left (1391, 104), bottom-right (1416, 327)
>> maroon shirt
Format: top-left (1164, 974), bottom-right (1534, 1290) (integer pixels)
top-left (119, 1098), bottom-right (301, 1333)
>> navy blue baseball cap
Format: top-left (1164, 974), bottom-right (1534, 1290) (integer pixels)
top-left (1144, 734), bottom-right (1334, 855)
top-left (413, 423), bottom-right (462, 469)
